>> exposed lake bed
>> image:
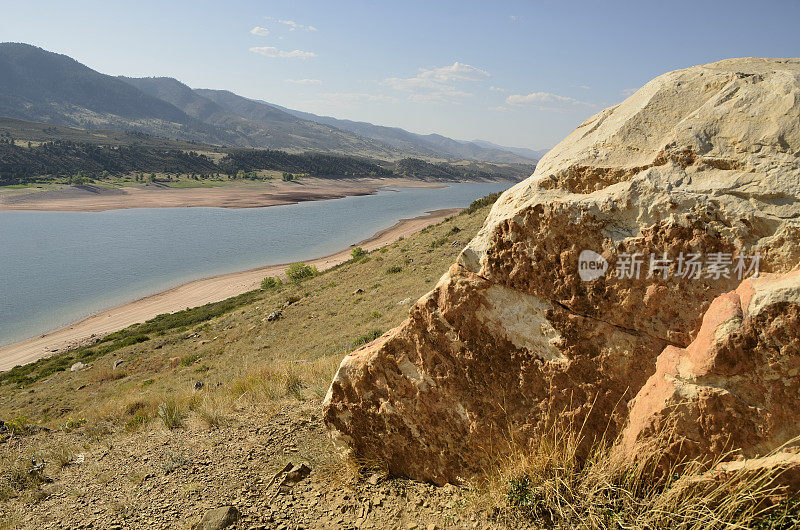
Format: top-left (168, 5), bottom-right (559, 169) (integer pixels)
top-left (0, 177), bottom-right (448, 211)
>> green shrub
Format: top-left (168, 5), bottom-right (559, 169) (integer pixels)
top-left (352, 329), bottom-right (384, 348)
top-left (286, 262), bottom-right (318, 283)
top-left (4, 416), bottom-right (31, 435)
top-left (260, 276), bottom-right (283, 290)
top-left (462, 192), bottom-right (502, 215)
top-left (61, 417), bottom-right (87, 432)
top-left (430, 236), bottom-right (449, 249)
top-left (125, 411), bottom-right (149, 431)
top-left (351, 247), bottom-right (367, 260)
top-left (180, 353), bottom-right (201, 367)
top-left (386, 265), bottom-right (403, 274)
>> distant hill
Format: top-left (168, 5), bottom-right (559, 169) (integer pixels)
top-left (468, 139), bottom-right (550, 161)
top-left (121, 77), bottom-right (396, 156)
top-left (273, 105), bottom-right (538, 164)
top-left (0, 42), bottom-right (539, 164)
top-left (194, 88), bottom-right (396, 156)
top-left (0, 43), bottom-right (227, 144)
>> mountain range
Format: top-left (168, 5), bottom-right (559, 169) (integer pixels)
top-left (0, 42), bottom-right (541, 164)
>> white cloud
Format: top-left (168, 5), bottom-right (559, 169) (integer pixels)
top-left (506, 91), bottom-right (593, 109)
top-left (249, 46), bottom-right (316, 59)
top-left (285, 78), bottom-right (322, 85)
top-left (488, 106), bottom-right (509, 112)
top-left (490, 86), bottom-right (507, 92)
top-left (576, 84), bottom-right (590, 90)
top-left (509, 15), bottom-right (521, 22)
top-left (266, 17), bottom-right (317, 31)
top-left (250, 26), bottom-right (270, 36)
top-left (621, 88), bottom-right (637, 96)
top-left (383, 61), bottom-right (489, 103)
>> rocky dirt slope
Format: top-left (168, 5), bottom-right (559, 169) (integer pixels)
top-left (3, 401), bottom-right (508, 529)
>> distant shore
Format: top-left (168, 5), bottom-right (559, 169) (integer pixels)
top-left (0, 177), bottom-right (448, 212)
top-left (0, 208), bottom-right (461, 372)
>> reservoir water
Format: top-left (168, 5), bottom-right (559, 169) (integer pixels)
top-left (0, 182), bottom-right (507, 347)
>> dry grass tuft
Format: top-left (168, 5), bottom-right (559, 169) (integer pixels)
top-left (157, 395), bottom-right (186, 430)
top-left (0, 449), bottom-right (49, 502)
top-left (89, 364), bottom-right (127, 383)
top-left (229, 361), bottom-right (321, 403)
top-left (471, 413), bottom-right (800, 529)
top-left (195, 392), bottom-right (230, 429)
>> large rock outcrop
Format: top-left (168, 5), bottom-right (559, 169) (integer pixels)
top-left (323, 58), bottom-right (800, 485)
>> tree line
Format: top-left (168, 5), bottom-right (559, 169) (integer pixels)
top-left (0, 139), bottom-right (217, 185)
top-left (0, 140), bottom-right (395, 185)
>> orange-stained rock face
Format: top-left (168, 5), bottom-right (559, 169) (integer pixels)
top-left (621, 271), bottom-right (800, 465)
top-left (323, 58), bottom-right (800, 485)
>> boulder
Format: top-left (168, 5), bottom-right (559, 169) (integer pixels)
top-left (70, 362), bottom-right (86, 372)
top-left (191, 506), bottom-right (240, 530)
top-left (323, 58), bottom-right (800, 485)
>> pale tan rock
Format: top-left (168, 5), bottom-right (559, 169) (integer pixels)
top-left (324, 58), bottom-right (800, 485)
top-left (712, 451), bottom-right (800, 492)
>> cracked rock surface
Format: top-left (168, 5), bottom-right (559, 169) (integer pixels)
top-left (323, 57), bottom-right (800, 485)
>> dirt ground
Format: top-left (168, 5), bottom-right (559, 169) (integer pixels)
top-left (1, 398), bottom-right (511, 529)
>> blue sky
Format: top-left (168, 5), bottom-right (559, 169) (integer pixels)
top-left (2, 0), bottom-right (799, 150)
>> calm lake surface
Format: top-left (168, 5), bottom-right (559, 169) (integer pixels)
top-left (0, 182), bottom-right (507, 347)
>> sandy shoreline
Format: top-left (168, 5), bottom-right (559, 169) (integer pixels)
top-left (0, 208), bottom-right (460, 372)
top-left (0, 177), bottom-right (446, 212)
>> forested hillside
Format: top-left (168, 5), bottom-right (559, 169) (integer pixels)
top-left (0, 139), bottom-right (218, 184)
top-left (217, 149), bottom-right (391, 177)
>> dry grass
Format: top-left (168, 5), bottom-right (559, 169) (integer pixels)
top-left (0, 440), bottom-right (75, 503)
top-left (157, 395), bottom-right (187, 430)
top-left (471, 413), bottom-right (800, 529)
top-left (194, 392), bottom-right (230, 429)
top-left (89, 364), bottom-right (127, 383)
